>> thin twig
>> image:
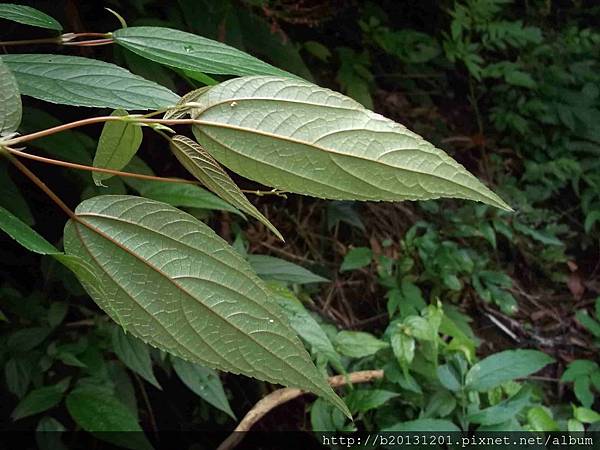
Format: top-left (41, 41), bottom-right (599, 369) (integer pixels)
top-left (217, 369), bottom-right (384, 450)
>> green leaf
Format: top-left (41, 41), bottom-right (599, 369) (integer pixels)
top-left (269, 283), bottom-right (342, 370)
top-left (93, 110), bottom-right (143, 186)
top-left (247, 255), bottom-right (328, 284)
top-left (36, 417), bottom-right (67, 450)
top-left (340, 247), bottom-right (372, 272)
top-left (0, 161), bottom-right (34, 225)
top-left (437, 364), bottom-right (462, 392)
top-left (112, 27), bottom-right (294, 78)
top-left (574, 376), bottom-right (594, 408)
top-left (561, 360), bottom-right (599, 382)
top-left (63, 195), bottom-right (349, 417)
top-left (66, 386), bottom-right (153, 450)
top-left (527, 406), bottom-right (559, 431)
top-left (0, 57), bottom-right (22, 135)
top-left (2, 54), bottom-right (179, 110)
top-left (585, 210), bottom-right (600, 233)
top-left (111, 326), bottom-right (161, 389)
top-left (345, 389), bottom-right (399, 414)
top-left (383, 418), bottom-right (461, 432)
top-left (171, 356), bottom-right (235, 419)
top-left (335, 331), bottom-right (389, 358)
top-left (0, 206), bottom-right (58, 255)
top-left (468, 386), bottom-right (532, 426)
top-left (11, 379), bottom-right (69, 420)
top-left (391, 332), bottom-right (415, 370)
top-left (190, 76), bottom-right (511, 210)
top-left (0, 4), bottom-right (62, 30)
top-left (169, 135), bottom-right (282, 240)
top-left (575, 310), bottom-right (600, 338)
top-left (465, 349), bottom-right (554, 392)
top-left (574, 407), bottom-right (600, 424)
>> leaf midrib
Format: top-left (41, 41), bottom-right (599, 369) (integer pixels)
top-left (72, 210), bottom-right (327, 394)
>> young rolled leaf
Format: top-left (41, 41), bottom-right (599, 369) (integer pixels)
top-left (0, 57), bottom-right (22, 135)
top-left (169, 135), bottom-right (283, 240)
top-left (112, 27), bottom-right (294, 79)
top-left (2, 54), bottom-right (179, 110)
top-left (62, 195), bottom-right (349, 417)
top-left (0, 4), bottom-right (62, 31)
top-left (189, 76), bottom-right (511, 210)
top-left (93, 110), bottom-right (143, 186)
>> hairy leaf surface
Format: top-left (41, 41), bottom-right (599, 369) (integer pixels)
top-left (0, 57), bottom-right (22, 135)
top-left (170, 135), bottom-right (282, 240)
top-left (63, 195), bottom-right (349, 416)
top-left (190, 76), bottom-right (510, 209)
top-left (0, 4), bottom-right (62, 30)
top-left (2, 54), bottom-right (179, 110)
top-left (113, 27), bottom-right (293, 78)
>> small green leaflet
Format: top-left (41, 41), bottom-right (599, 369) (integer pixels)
top-left (334, 331), bottom-right (389, 358)
top-left (248, 255), bottom-right (328, 284)
top-left (171, 356), bottom-right (235, 419)
top-left (2, 54), bottom-right (180, 110)
top-left (112, 27), bottom-right (294, 78)
top-left (465, 349), bottom-right (554, 391)
top-left (0, 57), bottom-right (22, 135)
top-left (189, 76), bottom-right (511, 210)
top-left (340, 247), bottom-right (372, 272)
top-left (0, 4), bottom-right (62, 31)
top-left (93, 110), bottom-right (143, 186)
top-left (169, 135), bottom-right (283, 240)
top-left (63, 195), bottom-right (349, 417)
top-left (66, 386), bottom-right (153, 450)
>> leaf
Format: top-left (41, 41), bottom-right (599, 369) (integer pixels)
top-left (345, 389), bottom-right (399, 414)
top-left (391, 332), bottom-right (415, 369)
top-left (465, 349), bottom-right (554, 391)
top-left (169, 135), bottom-right (282, 240)
top-left (468, 386), bottom-right (532, 426)
top-left (36, 417), bottom-right (68, 450)
top-left (2, 54), bottom-right (179, 110)
top-left (11, 379), bottom-right (69, 420)
top-left (561, 360), bottom-right (599, 382)
top-left (574, 376), bottom-right (594, 408)
top-left (171, 356), bottom-right (235, 419)
top-left (383, 418), bottom-right (461, 432)
top-left (122, 158), bottom-right (243, 215)
top-left (574, 407), bottom-right (600, 424)
top-left (527, 406), bottom-right (559, 431)
top-left (189, 76), bottom-right (511, 210)
top-left (437, 364), bottom-right (462, 392)
top-left (112, 27), bottom-right (294, 78)
top-left (269, 283), bottom-right (342, 370)
top-left (340, 247), bottom-right (372, 272)
top-left (335, 331), bottom-right (389, 358)
top-left (0, 206), bottom-right (58, 255)
top-left (0, 57), bottom-right (22, 135)
top-left (111, 326), bottom-right (161, 389)
top-left (62, 195), bottom-right (349, 417)
top-left (0, 161), bottom-right (34, 225)
top-left (93, 110), bottom-right (143, 186)
top-left (0, 4), bottom-right (62, 30)
top-left (248, 255), bottom-right (328, 284)
top-left (66, 386), bottom-right (153, 450)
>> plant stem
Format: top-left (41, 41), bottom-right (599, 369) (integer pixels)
top-left (5, 154), bottom-right (76, 219)
top-left (4, 146), bottom-right (198, 185)
top-left (0, 32), bottom-right (112, 47)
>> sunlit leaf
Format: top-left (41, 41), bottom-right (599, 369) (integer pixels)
top-left (63, 195), bottom-right (349, 417)
top-left (189, 76), bottom-right (511, 210)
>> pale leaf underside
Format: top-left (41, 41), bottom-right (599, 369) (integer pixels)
top-left (189, 76), bottom-right (510, 210)
top-left (0, 57), bottom-right (22, 134)
top-left (63, 195), bottom-right (348, 416)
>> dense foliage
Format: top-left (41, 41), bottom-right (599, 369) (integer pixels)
top-left (0, 1), bottom-right (599, 448)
